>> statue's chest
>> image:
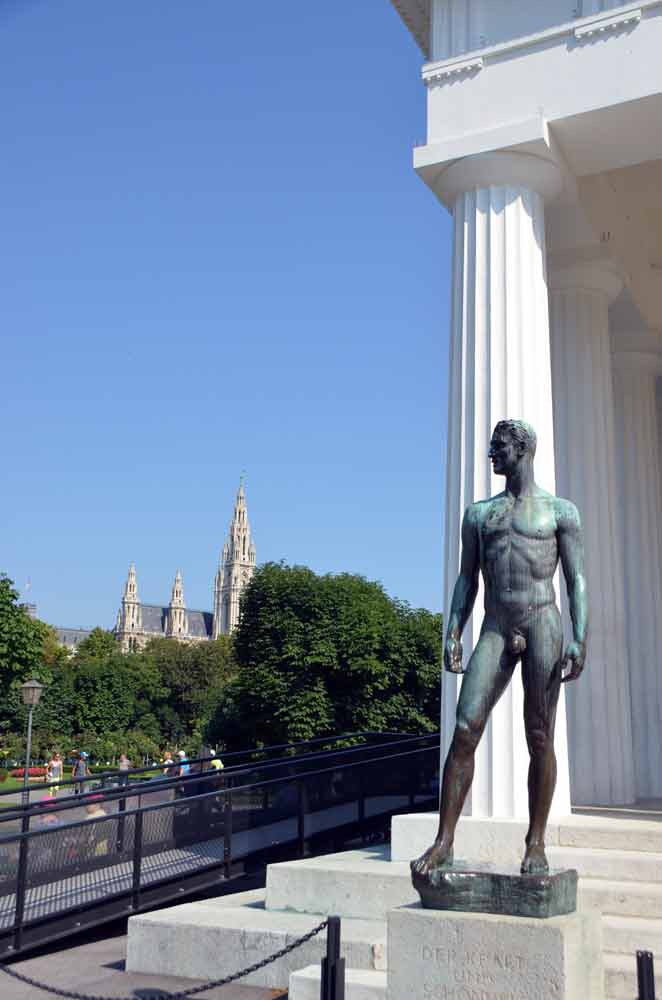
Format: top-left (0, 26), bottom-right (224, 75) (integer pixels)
top-left (481, 501), bottom-right (556, 551)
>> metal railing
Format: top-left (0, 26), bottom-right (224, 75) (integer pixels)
top-left (0, 730), bottom-right (413, 811)
top-left (0, 732), bottom-right (440, 957)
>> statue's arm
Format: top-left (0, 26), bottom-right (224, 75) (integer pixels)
top-left (444, 507), bottom-right (480, 674)
top-left (557, 499), bottom-right (588, 682)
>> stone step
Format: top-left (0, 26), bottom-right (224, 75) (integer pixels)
top-left (391, 813), bottom-right (662, 864)
top-left (548, 845), bottom-right (662, 882)
top-left (126, 890), bottom-right (386, 991)
top-left (290, 965), bottom-right (387, 1000)
top-left (559, 814), bottom-right (662, 854)
top-left (579, 876), bottom-right (662, 917)
top-left (604, 952), bottom-right (662, 999)
top-left (602, 914), bottom-right (662, 957)
top-left (266, 847), bottom-right (416, 920)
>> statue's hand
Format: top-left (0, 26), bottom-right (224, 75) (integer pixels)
top-left (560, 640), bottom-right (586, 684)
top-left (444, 634), bottom-right (464, 674)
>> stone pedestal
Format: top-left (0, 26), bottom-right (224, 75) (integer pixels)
top-left (387, 904), bottom-right (603, 1000)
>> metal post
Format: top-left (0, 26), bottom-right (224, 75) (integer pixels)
top-left (13, 829), bottom-right (29, 953)
top-left (117, 772), bottom-right (128, 854)
top-left (357, 766), bottom-right (365, 841)
top-left (409, 754), bottom-right (416, 808)
top-left (22, 706), bottom-right (34, 809)
top-left (297, 779), bottom-right (306, 857)
top-left (132, 809), bottom-right (143, 911)
top-left (223, 777), bottom-right (233, 879)
top-left (320, 915), bottom-right (345, 1000)
top-left (637, 950), bottom-right (656, 1000)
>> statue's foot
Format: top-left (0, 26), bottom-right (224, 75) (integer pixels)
top-left (410, 839), bottom-right (454, 878)
top-left (520, 843), bottom-right (549, 875)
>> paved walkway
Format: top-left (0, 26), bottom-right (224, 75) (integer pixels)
top-left (0, 927), bottom-right (284, 999)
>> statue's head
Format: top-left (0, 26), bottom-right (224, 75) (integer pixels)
top-left (489, 419), bottom-right (537, 476)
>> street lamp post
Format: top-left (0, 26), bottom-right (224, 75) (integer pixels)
top-left (21, 680), bottom-right (45, 809)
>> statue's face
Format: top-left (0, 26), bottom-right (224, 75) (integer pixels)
top-left (488, 432), bottom-right (521, 476)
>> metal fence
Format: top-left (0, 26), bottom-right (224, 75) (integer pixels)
top-left (0, 730), bottom-right (412, 816)
top-left (0, 732), bottom-right (440, 957)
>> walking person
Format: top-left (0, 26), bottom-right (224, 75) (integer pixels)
top-left (46, 751), bottom-right (63, 798)
top-left (118, 753), bottom-right (131, 773)
top-left (72, 752), bottom-right (90, 795)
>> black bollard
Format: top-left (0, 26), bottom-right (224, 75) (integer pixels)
top-left (320, 915), bottom-right (345, 1000)
top-left (637, 950), bottom-right (656, 1000)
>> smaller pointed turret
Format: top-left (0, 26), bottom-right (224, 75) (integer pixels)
top-left (117, 562), bottom-right (143, 652)
top-left (167, 570), bottom-right (188, 637)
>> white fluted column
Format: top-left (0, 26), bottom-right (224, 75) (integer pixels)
top-left (549, 263), bottom-right (635, 806)
top-left (612, 351), bottom-right (662, 799)
top-left (436, 151), bottom-right (571, 819)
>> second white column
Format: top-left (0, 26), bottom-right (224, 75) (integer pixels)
top-left (549, 263), bottom-right (636, 806)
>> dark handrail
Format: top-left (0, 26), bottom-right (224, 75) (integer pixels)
top-left (0, 731), bottom-right (437, 822)
top-left (0, 730), bottom-right (417, 801)
top-left (0, 739), bottom-right (440, 843)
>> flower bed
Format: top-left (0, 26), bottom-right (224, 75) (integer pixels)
top-left (10, 767), bottom-right (47, 779)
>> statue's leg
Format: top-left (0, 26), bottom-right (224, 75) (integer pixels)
top-left (411, 626), bottom-right (516, 876)
top-left (521, 605), bottom-right (563, 875)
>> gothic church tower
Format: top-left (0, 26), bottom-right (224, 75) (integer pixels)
top-left (213, 479), bottom-right (256, 637)
top-left (166, 570), bottom-right (188, 638)
top-left (117, 562), bottom-right (143, 652)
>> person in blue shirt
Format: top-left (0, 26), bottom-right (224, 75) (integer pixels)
top-left (176, 750), bottom-right (189, 778)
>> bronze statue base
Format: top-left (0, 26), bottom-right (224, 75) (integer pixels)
top-left (412, 861), bottom-right (578, 919)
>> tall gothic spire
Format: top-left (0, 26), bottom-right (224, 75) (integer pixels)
top-left (213, 477), bottom-right (256, 638)
top-left (124, 562), bottom-right (139, 601)
top-left (167, 569), bottom-right (187, 636)
top-left (118, 563), bottom-right (142, 651)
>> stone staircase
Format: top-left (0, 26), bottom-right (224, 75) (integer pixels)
top-left (126, 813), bottom-right (662, 999)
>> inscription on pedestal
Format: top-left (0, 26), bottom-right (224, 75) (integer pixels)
top-left (387, 906), bottom-right (604, 1000)
top-left (420, 944), bottom-right (529, 1000)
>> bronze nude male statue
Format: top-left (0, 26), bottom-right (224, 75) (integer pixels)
top-left (413, 419), bottom-right (588, 879)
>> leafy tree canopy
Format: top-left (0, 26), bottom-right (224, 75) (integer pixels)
top-left (0, 575), bottom-right (52, 699)
top-left (208, 562), bottom-right (442, 750)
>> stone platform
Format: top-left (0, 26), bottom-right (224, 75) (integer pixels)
top-left (126, 813), bottom-right (662, 999)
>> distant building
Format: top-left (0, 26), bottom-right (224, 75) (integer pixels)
top-left (114, 480), bottom-right (256, 653)
top-left (54, 626), bottom-right (93, 652)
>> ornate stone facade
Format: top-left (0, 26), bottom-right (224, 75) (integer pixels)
top-left (114, 481), bottom-right (256, 653)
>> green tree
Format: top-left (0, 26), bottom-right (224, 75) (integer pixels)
top-left (0, 575), bottom-right (51, 700)
top-left (139, 636), bottom-right (236, 746)
top-left (75, 627), bottom-right (118, 660)
top-left (208, 563), bottom-right (441, 749)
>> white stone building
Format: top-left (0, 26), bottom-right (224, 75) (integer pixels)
top-left (391, 0), bottom-right (662, 809)
top-left (114, 480), bottom-right (257, 652)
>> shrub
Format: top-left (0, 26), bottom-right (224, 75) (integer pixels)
top-left (0, 769), bottom-right (8, 783)
top-left (10, 767), bottom-right (47, 779)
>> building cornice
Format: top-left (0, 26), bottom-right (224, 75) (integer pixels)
top-left (391, 0), bottom-right (430, 58)
top-left (421, 0), bottom-right (662, 87)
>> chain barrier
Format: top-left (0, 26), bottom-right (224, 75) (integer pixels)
top-left (0, 917), bottom-right (329, 1000)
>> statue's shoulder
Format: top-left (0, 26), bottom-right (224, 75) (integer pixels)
top-left (465, 494), bottom-right (504, 524)
top-left (552, 495), bottom-right (582, 529)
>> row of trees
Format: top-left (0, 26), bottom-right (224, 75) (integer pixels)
top-left (0, 566), bottom-right (442, 763)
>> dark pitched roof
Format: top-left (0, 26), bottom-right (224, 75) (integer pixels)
top-left (55, 627), bottom-right (93, 648)
top-left (139, 604), bottom-right (213, 639)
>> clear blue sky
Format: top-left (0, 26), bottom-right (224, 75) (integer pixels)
top-left (2, 0), bottom-right (453, 628)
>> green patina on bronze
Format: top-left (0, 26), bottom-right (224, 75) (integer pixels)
top-left (412, 420), bottom-right (588, 898)
top-left (412, 862), bottom-right (579, 919)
